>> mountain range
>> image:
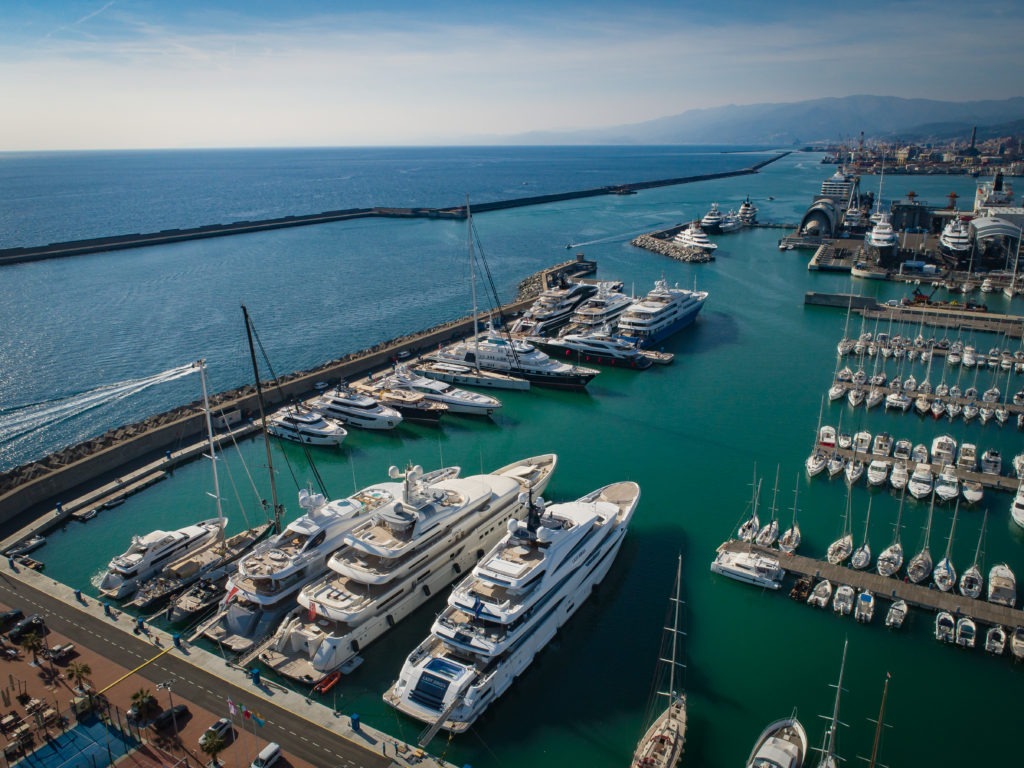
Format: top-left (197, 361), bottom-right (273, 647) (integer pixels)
top-left (507, 95), bottom-right (1024, 146)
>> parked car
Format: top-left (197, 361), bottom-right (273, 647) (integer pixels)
top-left (250, 742), bottom-right (281, 768)
top-left (0, 609), bottom-right (23, 633)
top-left (8, 614), bottom-right (45, 643)
top-left (199, 717), bottom-right (233, 748)
top-left (150, 704), bottom-right (189, 732)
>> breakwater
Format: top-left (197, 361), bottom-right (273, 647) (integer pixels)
top-left (0, 257), bottom-right (592, 527)
top-left (0, 152), bottom-right (790, 266)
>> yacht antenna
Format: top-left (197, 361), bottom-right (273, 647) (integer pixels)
top-left (198, 360), bottom-right (226, 554)
top-left (242, 305), bottom-right (283, 534)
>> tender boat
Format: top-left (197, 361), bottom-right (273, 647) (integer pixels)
top-left (98, 518), bottom-right (226, 600)
top-left (266, 406), bottom-right (346, 446)
top-left (885, 599), bottom-right (907, 629)
top-left (710, 548), bottom-right (785, 589)
top-left (255, 455), bottom-right (557, 683)
top-left (384, 481), bottom-right (639, 733)
top-left (744, 716), bottom-right (808, 768)
top-left (955, 617), bottom-right (977, 648)
top-left (615, 279), bottom-right (709, 349)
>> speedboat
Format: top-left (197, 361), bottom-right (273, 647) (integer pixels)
top-left (98, 518), bottom-right (226, 600)
top-left (672, 223), bottom-right (718, 252)
top-left (257, 455), bottom-right (557, 683)
top-left (935, 611), bottom-right (955, 643)
top-left (744, 717), bottom-right (807, 768)
top-left (854, 590), bottom-right (875, 623)
top-left (885, 599), bottom-right (907, 629)
top-left (266, 406), bottom-right (347, 446)
top-left (988, 563), bottom-right (1017, 607)
top-left (615, 279), bottom-right (709, 349)
top-left (384, 481), bottom-right (639, 733)
top-left (312, 386), bottom-right (403, 430)
top-left (955, 617), bottom-right (977, 648)
top-left (807, 579), bottom-right (832, 608)
top-left (710, 549), bottom-right (785, 589)
top-left (985, 625), bottom-right (1007, 655)
top-left (832, 585), bottom-right (854, 615)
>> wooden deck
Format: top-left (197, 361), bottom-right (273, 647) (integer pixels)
top-left (720, 539), bottom-right (1024, 628)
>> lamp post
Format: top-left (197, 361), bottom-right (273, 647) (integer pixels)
top-left (156, 681), bottom-right (178, 742)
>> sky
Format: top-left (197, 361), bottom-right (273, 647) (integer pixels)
top-left (2, 0), bottom-right (1023, 150)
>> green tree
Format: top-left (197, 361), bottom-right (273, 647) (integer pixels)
top-left (66, 661), bottom-right (93, 693)
top-left (18, 632), bottom-right (43, 665)
top-left (130, 688), bottom-right (157, 721)
top-left (199, 732), bottom-right (226, 767)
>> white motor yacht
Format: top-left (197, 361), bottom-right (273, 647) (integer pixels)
top-left (266, 406), bottom-right (347, 446)
top-left (312, 386), bottom-right (403, 430)
top-left (744, 717), bottom-right (807, 768)
top-left (855, 590), bottom-right (875, 623)
top-left (379, 364), bottom-right (502, 416)
top-left (530, 329), bottom-right (656, 370)
top-left (935, 611), bottom-right (955, 643)
top-left (934, 465), bottom-right (960, 502)
top-left (560, 281), bottom-right (633, 334)
top-left (885, 599), bottom-right (907, 629)
top-left (889, 460), bottom-right (909, 491)
top-left (988, 563), bottom-right (1017, 607)
top-left (737, 196), bottom-right (758, 225)
top-left (807, 579), bottom-right (832, 608)
top-left (700, 203), bottom-right (724, 233)
top-left (1011, 483), bottom-right (1024, 531)
top-left (384, 481), bottom-right (639, 733)
top-left (672, 223), bottom-right (719, 253)
top-left (98, 518), bottom-right (226, 600)
top-left (955, 617), bottom-right (977, 648)
top-left (865, 214), bottom-right (897, 250)
top-left (256, 455), bottom-right (557, 683)
top-left (907, 464), bottom-right (934, 500)
top-left (615, 279), bottom-right (709, 349)
top-left (931, 434), bottom-right (957, 465)
top-left (939, 215), bottom-right (972, 255)
top-left (508, 280), bottom-right (598, 338)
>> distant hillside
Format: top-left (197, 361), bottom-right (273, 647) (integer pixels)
top-left (510, 95), bottom-right (1024, 145)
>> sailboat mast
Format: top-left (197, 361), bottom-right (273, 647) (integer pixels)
top-left (667, 554), bottom-right (682, 698)
top-left (198, 360), bottom-right (226, 551)
top-left (867, 674), bottom-right (890, 768)
top-left (468, 195), bottom-right (479, 344)
top-left (242, 305), bottom-right (282, 534)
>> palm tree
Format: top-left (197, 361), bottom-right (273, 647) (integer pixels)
top-left (19, 632), bottom-right (43, 665)
top-left (66, 661), bottom-right (93, 694)
top-left (130, 688), bottom-right (157, 722)
top-left (199, 732), bottom-right (226, 767)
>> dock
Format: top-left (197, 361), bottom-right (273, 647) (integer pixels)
top-left (719, 539), bottom-right (1024, 629)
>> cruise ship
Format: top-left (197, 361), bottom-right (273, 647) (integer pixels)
top-left (255, 455), bottom-right (557, 682)
top-left (202, 474), bottom-right (454, 654)
top-left (432, 326), bottom-right (599, 389)
top-left (672, 223), bottom-right (718, 253)
top-left (508, 280), bottom-right (597, 338)
top-left (615, 279), bottom-right (709, 349)
top-left (820, 167), bottom-right (857, 207)
top-left (975, 170), bottom-right (1015, 212)
top-left (384, 481), bottom-right (640, 733)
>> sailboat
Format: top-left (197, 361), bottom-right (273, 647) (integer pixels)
top-left (755, 467), bottom-right (781, 547)
top-left (906, 493), bottom-right (935, 584)
top-left (827, 490), bottom-right (854, 565)
top-left (418, 198), bottom-right (531, 391)
top-left (876, 490), bottom-right (905, 577)
top-left (631, 555), bottom-right (686, 768)
top-left (812, 640), bottom-right (847, 768)
top-left (959, 511), bottom-right (987, 599)
top-left (738, 471), bottom-right (761, 542)
top-left (850, 498), bottom-right (873, 570)
top-left (779, 477), bottom-right (802, 554)
top-left (806, 398), bottom-right (828, 477)
top-left (933, 501), bottom-right (960, 592)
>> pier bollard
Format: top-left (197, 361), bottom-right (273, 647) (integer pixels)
top-left (172, 633), bottom-right (181, 648)
top-left (351, 713), bottom-right (360, 732)
top-left (136, 618), bottom-right (145, 633)
top-left (250, 668), bottom-right (260, 686)
top-left (74, 589), bottom-right (82, 601)
top-left (6, 558), bottom-right (13, 570)
top-left (102, 602), bottom-right (110, 616)
top-left (55, 502), bottom-right (63, 514)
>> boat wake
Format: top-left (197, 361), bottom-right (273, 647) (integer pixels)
top-left (0, 362), bottom-right (198, 447)
top-left (567, 224), bottom-right (666, 249)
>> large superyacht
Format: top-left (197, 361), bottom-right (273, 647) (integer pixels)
top-left (255, 455), bottom-right (557, 682)
top-left (384, 480), bottom-right (639, 733)
top-left (615, 279), bottom-right (708, 349)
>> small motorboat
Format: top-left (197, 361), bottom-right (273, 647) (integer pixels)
top-left (885, 599), bottom-right (907, 629)
top-left (312, 670), bottom-right (341, 694)
top-left (854, 590), bottom-right (875, 623)
top-left (955, 617), bottom-right (977, 649)
top-left (985, 625), bottom-right (1006, 655)
top-left (807, 579), bottom-right (832, 608)
top-left (935, 611), bottom-right (955, 643)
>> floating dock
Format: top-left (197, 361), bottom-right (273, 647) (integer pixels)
top-left (719, 539), bottom-right (1024, 629)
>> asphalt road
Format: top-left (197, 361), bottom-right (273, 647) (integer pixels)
top-left (0, 571), bottom-right (393, 768)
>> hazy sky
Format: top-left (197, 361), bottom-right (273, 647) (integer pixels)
top-left (3, 0), bottom-right (1023, 150)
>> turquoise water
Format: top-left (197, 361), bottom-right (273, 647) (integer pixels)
top-left (9, 151), bottom-right (1024, 766)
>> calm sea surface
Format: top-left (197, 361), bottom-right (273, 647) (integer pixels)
top-left (1, 147), bottom-right (1022, 766)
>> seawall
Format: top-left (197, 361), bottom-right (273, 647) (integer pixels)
top-left (0, 152), bottom-right (790, 266)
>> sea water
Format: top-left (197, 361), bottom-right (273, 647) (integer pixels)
top-left (2, 147), bottom-right (1022, 766)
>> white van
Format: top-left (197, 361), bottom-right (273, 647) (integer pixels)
top-left (250, 742), bottom-right (281, 768)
